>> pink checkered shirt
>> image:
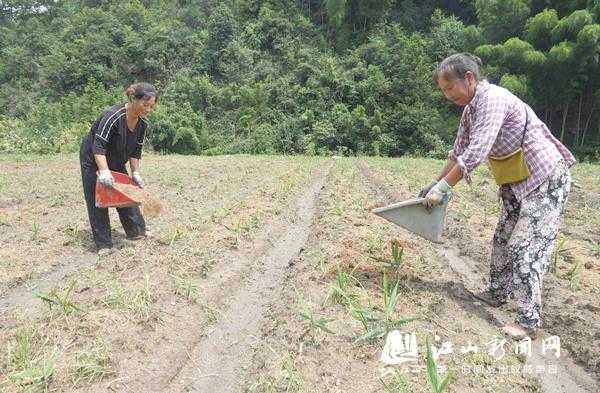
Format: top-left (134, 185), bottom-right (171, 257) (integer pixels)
top-left (449, 81), bottom-right (576, 201)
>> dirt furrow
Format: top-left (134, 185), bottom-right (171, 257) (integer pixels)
top-left (0, 253), bottom-right (96, 323)
top-left (57, 162), bottom-right (325, 392)
top-left (163, 163), bottom-right (330, 393)
top-left (92, 200), bottom-right (316, 392)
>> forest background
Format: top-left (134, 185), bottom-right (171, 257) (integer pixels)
top-left (1, 0), bottom-right (599, 160)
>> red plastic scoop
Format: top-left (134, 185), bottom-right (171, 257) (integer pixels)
top-left (95, 170), bottom-right (141, 208)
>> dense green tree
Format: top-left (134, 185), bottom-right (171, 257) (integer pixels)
top-left (530, 0), bottom-right (589, 18)
top-left (475, 0), bottom-right (530, 43)
top-left (429, 9), bottom-right (467, 60)
top-left (324, 0), bottom-right (346, 28)
top-left (525, 9), bottom-right (560, 51)
top-left (551, 9), bottom-right (594, 43)
top-left (205, 4), bottom-right (239, 78)
top-left (0, 0), bottom-right (599, 158)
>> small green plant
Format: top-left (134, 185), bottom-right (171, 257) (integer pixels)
top-left (8, 330), bottom-right (39, 370)
top-left (307, 249), bottom-right (327, 275)
top-left (371, 240), bottom-right (405, 273)
top-left (550, 236), bottom-right (569, 274)
top-left (36, 280), bottom-right (81, 315)
top-left (366, 232), bottom-right (384, 255)
top-left (425, 337), bottom-right (452, 393)
top-left (354, 198), bottom-right (366, 211)
top-left (49, 194), bottom-right (66, 207)
top-left (157, 228), bottom-right (186, 246)
top-left (353, 272), bottom-right (415, 343)
top-left (200, 303), bottom-right (220, 323)
top-left (170, 274), bottom-right (199, 302)
top-left (247, 214), bottom-right (262, 233)
top-left (247, 377), bottom-right (277, 393)
top-left (351, 305), bottom-right (383, 341)
top-left (194, 257), bottom-right (217, 278)
top-left (325, 268), bottom-right (359, 306)
top-left (389, 240), bottom-right (404, 270)
top-left (563, 262), bottom-right (581, 291)
top-left (588, 240), bottom-right (600, 257)
top-left (280, 355), bottom-right (304, 392)
top-left (103, 285), bottom-right (127, 308)
top-left (62, 225), bottom-right (89, 246)
top-left (299, 302), bottom-right (335, 335)
top-left (247, 354), bottom-right (304, 393)
top-left (30, 221), bottom-right (41, 240)
top-left (382, 272), bottom-right (399, 314)
top-left (333, 201), bottom-right (345, 216)
top-left (233, 214), bottom-right (261, 236)
top-left (169, 228), bottom-right (185, 246)
top-left (71, 342), bottom-right (114, 385)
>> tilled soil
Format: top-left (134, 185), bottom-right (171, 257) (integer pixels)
top-left (243, 158), bottom-right (598, 393)
top-left (0, 154), bottom-right (325, 392)
top-left (362, 157), bottom-right (600, 385)
top-left (1, 155), bottom-right (598, 393)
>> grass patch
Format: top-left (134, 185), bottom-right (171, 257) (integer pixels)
top-left (71, 341), bottom-right (114, 386)
top-left (247, 355), bottom-right (305, 393)
top-left (36, 280), bottom-right (81, 315)
top-left (102, 274), bottom-right (156, 320)
top-left (324, 268), bottom-right (360, 307)
top-left (3, 329), bottom-right (57, 392)
top-left (170, 274), bottom-right (200, 302)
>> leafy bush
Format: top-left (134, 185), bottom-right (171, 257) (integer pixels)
top-left (149, 102), bottom-right (206, 155)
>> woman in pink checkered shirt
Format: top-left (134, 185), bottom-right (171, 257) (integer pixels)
top-left (422, 53), bottom-right (576, 340)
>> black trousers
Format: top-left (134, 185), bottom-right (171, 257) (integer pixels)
top-left (79, 146), bottom-right (146, 250)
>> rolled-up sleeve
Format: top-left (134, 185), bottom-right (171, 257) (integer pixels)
top-left (455, 93), bottom-right (508, 183)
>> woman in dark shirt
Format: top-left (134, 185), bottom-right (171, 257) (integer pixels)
top-left (79, 82), bottom-right (157, 256)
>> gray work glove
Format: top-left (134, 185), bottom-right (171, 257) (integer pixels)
top-left (418, 180), bottom-right (438, 198)
top-left (98, 169), bottom-right (114, 188)
top-left (132, 171), bottom-right (144, 188)
top-left (424, 179), bottom-right (452, 209)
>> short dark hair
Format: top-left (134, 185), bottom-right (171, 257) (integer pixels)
top-left (125, 82), bottom-right (158, 102)
top-left (434, 53), bottom-right (484, 83)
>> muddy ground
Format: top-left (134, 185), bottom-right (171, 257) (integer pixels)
top-left (0, 154), bottom-right (598, 393)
